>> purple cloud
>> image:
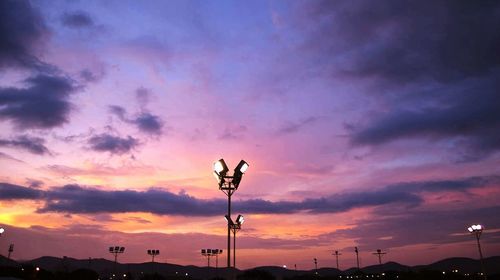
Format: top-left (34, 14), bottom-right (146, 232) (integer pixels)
top-left (87, 133), bottom-right (139, 154)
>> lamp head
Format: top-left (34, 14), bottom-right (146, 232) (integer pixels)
top-left (236, 214), bottom-right (244, 225)
top-left (235, 160), bottom-right (249, 174)
top-left (0, 227), bottom-right (4, 234)
top-left (214, 159), bottom-right (229, 177)
top-left (120, 247), bottom-right (125, 253)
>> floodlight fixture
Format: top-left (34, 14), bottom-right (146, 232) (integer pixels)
top-left (0, 227), bottom-right (4, 235)
top-left (236, 215), bottom-right (244, 225)
top-left (147, 249), bottom-right (160, 262)
top-left (468, 224), bottom-right (487, 280)
top-left (212, 158), bottom-right (249, 268)
top-left (235, 160), bottom-right (249, 174)
top-left (214, 159), bottom-right (229, 177)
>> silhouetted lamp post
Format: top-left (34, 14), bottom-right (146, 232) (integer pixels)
top-left (333, 250), bottom-right (341, 270)
top-left (109, 246), bottom-right (125, 276)
top-left (314, 258), bottom-right (318, 274)
top-left (8, 244), bottom-right (14, 259)
top-left (147, 249), bottom-right (160, 262)
top-left (468, 224), bottom-right (487, 280)
top-left (226, 214), bottom-right (244, 268)
top-left (213, 159), bottom-right (249, 268)
top-left (372, 249), bottom-right (386, 265)
top-left (355, 247), bottom-right (360, 270)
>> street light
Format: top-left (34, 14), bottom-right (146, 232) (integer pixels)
top-left (354, 247), bottom-right (360, 270)
top-left (226, 214), bottom-right (244, 268)
top-left (0, 227), bottom-right (4, 235)
top-left (372, 249), bottom-right (386, 265)
top-left (333, 250), bottom-right (341, 270)
top-left (213, 158), bottom-right (249, 268)
top-left (468, 224), bottom-right (487, 280)
top-left (314, 258), bottom-right (318, 274)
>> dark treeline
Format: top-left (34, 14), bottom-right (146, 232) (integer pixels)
top-left (1, 266), bottom-right (499, 280)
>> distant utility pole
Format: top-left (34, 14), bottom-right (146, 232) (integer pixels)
top-left (354, 247), bottom-right (360, 270)
top-left (7, 244), bottom-right (14, 259)
top-left (373, 249), bottom-right (387, 265)
top-left (332, 250), bottom-right (341, 270)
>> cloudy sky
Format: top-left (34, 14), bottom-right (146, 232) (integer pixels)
top-left (1, 0), bottom-right (499, 270)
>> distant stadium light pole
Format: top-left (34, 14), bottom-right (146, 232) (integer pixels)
top-left (213, 159), bottom-right (249, 268)
top-left (314, 258), bottom-right (318, 274)
top-left (147, 249), bottom-right (160, 262)
top-left (333, 250), bottom-right (341, 270)
top-left (355, 247), bottom-right (360, 270)
top-left (468, 224), bottom-right (487, 280)
top-left (109, 246), bottom-right (125, 275)
top-left (8, 244), bottom-right (14, 259)
top-left (372, 249), bottom-right (386, 265)
top-left (147, 249), bottom-right (160, 274)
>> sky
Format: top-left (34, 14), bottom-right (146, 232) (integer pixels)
top-left (0, 0), bottom-right (500, 270)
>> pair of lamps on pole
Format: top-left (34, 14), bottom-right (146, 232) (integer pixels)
top-left (468, 224), bottom-right (487, 280)
top-left (213, 158), bottom-right (249, 269)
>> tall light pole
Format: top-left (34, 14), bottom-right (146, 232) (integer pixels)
top-left (354, 247), bottom-right (360, 270)
top-left (373, 249), bottom-right (386, 265)
top-left (109, 246), bottom-right (125, 275)
top-left (213, 159), bottom-right (249, 268)
top-left (8, 244), bottom-right (14, 259)
top-left (314, 258), bottom-right (318, 274)
top-left (333, 250), bottom-right (341, 270)
top-left (468, 224), bottom-right (487, 280)
top-left (147, 249), bottom-right (160, 262)
top-left (226, 214), bottom-right (244, 268)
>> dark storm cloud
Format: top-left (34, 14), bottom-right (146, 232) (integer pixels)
top-left (351, 76), bottom-right (500, 157)
top-left (61, 11), bottom-right (94, 28)
top-left (2, 176), bottom-right (495, 216)
top-left (0, 74), bottom-right (76, 129)
top-left (0, 182), bottom-right (43, 200)
top-left (0, 135), bottom-right (51, 155)
top-left (299, 0), bottom-right (500, 84)
top-left (87, 133), bottom-right (139, 154)
top-left (109, 105), bottom-right (164, 135)
top-left (309, 1), bottom-right (500, 157)
top-left (0, 0), bottom-right (50, 71)
top-left (38, 184), bottom-right (226, 216)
